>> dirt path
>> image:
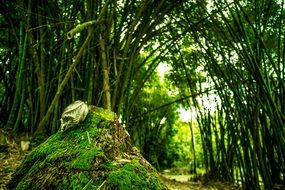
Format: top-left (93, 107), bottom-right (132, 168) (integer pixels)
top-left (160, 174), bottom-right (240, 190)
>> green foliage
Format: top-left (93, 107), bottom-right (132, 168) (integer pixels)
top-left (125, 65), bottom-right (179, 170)
top-left (168, 121), bottom-right (191, 168)
top-left (165, 118), bottom-right (205, 172)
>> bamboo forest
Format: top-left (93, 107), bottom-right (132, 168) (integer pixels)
top-left (0, 0), bottom-right (285, 189)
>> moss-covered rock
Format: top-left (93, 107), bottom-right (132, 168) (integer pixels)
top-left (7, 107), bottom-right (167, 190)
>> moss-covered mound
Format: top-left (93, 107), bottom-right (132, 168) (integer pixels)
top-left (7, 107), bottom-right (167, 190)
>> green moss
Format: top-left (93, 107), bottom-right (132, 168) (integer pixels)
top-left (107, 160), bottom-right (166, 190)
top-left (55, 172), bottom-right (96, 190)
top-left (16, 177), bottom-right (31, 190)
top-left (101, 161), bottom-right (118, 170)
top-left (70, 173), bottom-right (94, 189)
top-left (70, 147), bottom-right (103, 170)
top-left (94, 107), bottom-right (117, 121)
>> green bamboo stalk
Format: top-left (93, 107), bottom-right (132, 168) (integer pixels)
top-left (67, 20), bottom-right (96, 40)
top-left (14, 82), bottom-right (25, 131)
top-left (99, 35), bottom-right (111, 110)
top-left (38, 7), bottom-right (46, 120)
top-left (6, 0), bottom-right (30, 129)
top-left (51, 35), bottom-right (66, 134)
top-left (86, 52), bottom-right (95, 104)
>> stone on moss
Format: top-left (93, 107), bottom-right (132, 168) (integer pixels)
top-left (7, 107), bottom-right (167, 190)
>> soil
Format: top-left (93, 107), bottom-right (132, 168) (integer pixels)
top-left (0, 139), bottom-right (28, 190)
top-left (160, 174), bottom-right (240, 190)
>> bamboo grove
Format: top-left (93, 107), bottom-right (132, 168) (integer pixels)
top-left (175, 1), bottom-right (284, 189)
top-left (0, 0), bottom-right (284, 189)
top-left (1, 0), bottom-right (182, 134)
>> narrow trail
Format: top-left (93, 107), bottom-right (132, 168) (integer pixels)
top-left (160, 174), bottom-right (240, 190)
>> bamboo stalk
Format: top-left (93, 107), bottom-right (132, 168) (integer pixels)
top-left (99, 35), bottom-right (111, 110)
top-left (67, 20), bottom-right (97, 40)
top-left (6, 0), bottom-right (30, 129)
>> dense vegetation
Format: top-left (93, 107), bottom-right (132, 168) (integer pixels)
top-left (0, 0), bottom-right (284, 189)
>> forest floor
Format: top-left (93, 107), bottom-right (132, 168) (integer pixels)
top-left (160, 174), bottom-right (240, 190)
top-left (0, 140), bottom-right (29, 189)
top-left (0, 140), bottom-right (240, 190)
